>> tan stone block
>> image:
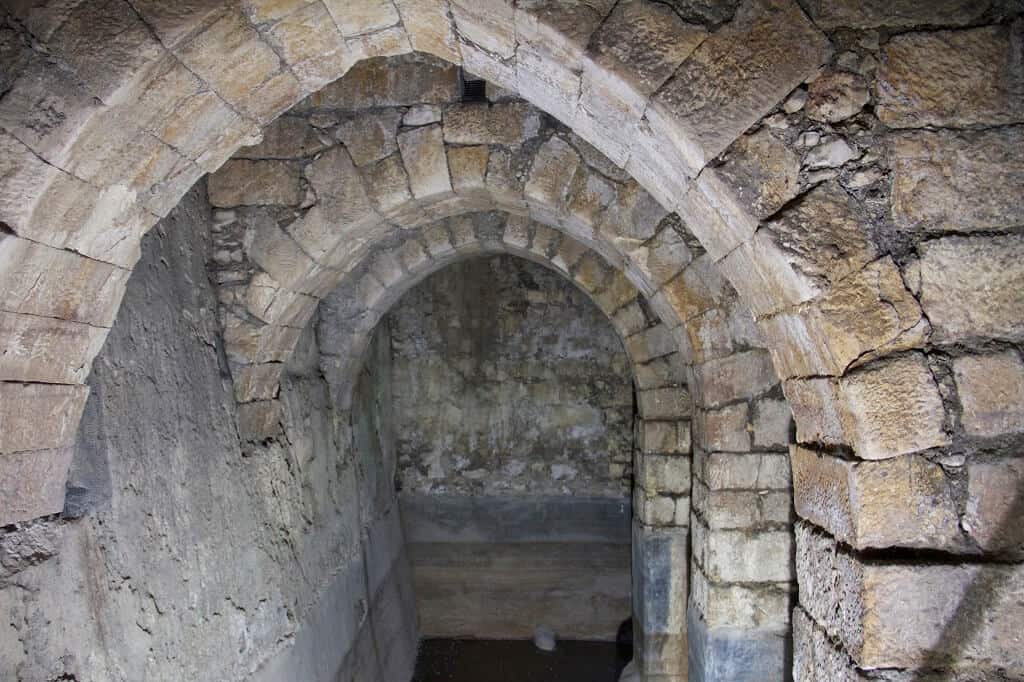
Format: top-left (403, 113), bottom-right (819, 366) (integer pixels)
top-left (451, 0), bottom-right (516, 60)
top-left (244, 272), bottom-right (318, 327)
top-left (335, 110), bottom-right (402, 167)
top-left (298, 53), bottom-right (459, 109)
top-left (299, 147), bottom-right (381, 258)
top-left (129, 0), bottom-right (230, 49)
top-left (919, 234), bottom-right (1024, 344)
top-left (0, 312), bottom-right (109, 385)
top-left (397, 124), bottom-right (452, 199)
top-left (953, 351), bottom-right (1024, 438)
top-left (395, 0), bottom-right (460, 63)
top-left (715, 127), bottom-right (801, 220)
top-left (629, 226), bottom-right (694, 288)
top-left (323, 0), bottom-right (400, 36)
top-left (222, 314), bottom-right (303, 365)
top-left (693, 349), bottom-right (777, 408)
top-left (639, 454), bottom-right (691, 496)
top-left (396, 237), bottom-right (433, 275)
top-left (699, 574), bottom-right (793, 630)
top-left (0, 447), bottom-right (75, 524)
top-left (516, 45), bottom-right (580, 124)
top-left (626, 325), bottom-right (676, 365)
top-left (246, 210), bottom-right (321, 292)
top-left (891, 127), bottom-right (1024, 234)
top-left (443, 102), bottom-right (540, 147)
top-left (801, 0), bottom-right (990, 29)
top-left (524, 135), bottom-right (581, 213)
top-left (0, 383), bottom-right (89, 453)
top-left (207, 159), bottom-right (302, 207)
top-left (0, 235), bottom-right (129, 327)
top-left (634, 486), bottom-right (677, 526)
top-left (639, 387), bottom-right (692, 421)
top-left (838, 353), bottom-right (951, 460)
top-left (261, 1), bottom-right (352, 89)
top-left (447, 145), bottom-right (489, 195)
top-left (797, 522), bottom-right (1024, 670)
top-left (761, 258), bottom-right (929, 378)
top-left (235, 116), bottom-right (329, 160)
top-left (752, 398), bottom-right (792, 450)
top-left (649, 0), bottom-right (829, 168)
top-left (878, 25), bottom-right (1024, 128)
top-left (641, 420), bottom-right (690, 455)
top-left (363, 153), bottom-right (414, 215)
top-left (792, 446), bottom-right (962, 552)
top-left (698, 403), bottom-right (750, 453)
top-left (784, 376), bottom-right (845, 446)
top-left (232, 362), bottom-right (283, 402)
top-left (966, 458), bottom-right (1024, 557)
top-left (716, 231), bottom-right (819, 317)
top-left (805, 71), bottom-right (870, 123)
top-left (173, 9), bottom-right (286, 120)
top-left (706, 526), bottom-right (793, 583)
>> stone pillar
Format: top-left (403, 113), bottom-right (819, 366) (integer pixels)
top-left (633, 520), bottom-right (689, 681)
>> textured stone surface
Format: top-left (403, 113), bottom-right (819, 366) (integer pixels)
top-left (878, 25), bottom-right (1024, 128)
top-left (890, 127), bottom-right (1024, 234)
top-left (953, 351), bottom-right (1024, 438)
top-left (918, 234), bottom-right (1024, 344)
top-left (802, 0), bottom-right (994, 29)
top-left (206, 159), bottom-right (302, 207)
top-left (806, 71), bottom-right (870, 123)
top-left (965, 458), bottom-right (1024, 557)
top-left (442, 102), bottom-right (541, 146)
top-left (714, 127), bottom-right (800, 220)
top-left (397, 123), bottom-right (452, 198)
top-left (791, 446), bottom-right (961, 551)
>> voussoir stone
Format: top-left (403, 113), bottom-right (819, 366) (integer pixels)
top-left (334, 110), bottom-right (403, 166)
top-left (0, 383), bottom-right (89, 454)
top-left (234, 116), bottom-right (329, 160)
top-left (878, 24), bottom-right (1024, 128)
top-left (890, 127), bottom-right (1024, 234)
top-left (966, 457), bottom-right (1024, 557)
top-left (442, 102), bottom-right (541, 147)
top-left (714, 127), bottom-right (800, 220)
top-left (805, 71), bottom-right (870, 123)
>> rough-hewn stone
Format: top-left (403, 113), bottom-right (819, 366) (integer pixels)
top-left (714, 127), bottom-right (800, 220)
top-left (805, 71), bottom-right (870, 123)
top-left (878, 25), bottom-right (1024, 128)
top-left (442, 102), bottom-right (541, 146)
top-left (802, 0), bottom-right (993, 29)
top-left (953, 351), bottom-right (1024, 438)
top-left (890, 127), bottom-right (1024, 234)
top-left (207, 159), bottom-right (302, 207)
top-left (397, 123), bottom-right (452, 198)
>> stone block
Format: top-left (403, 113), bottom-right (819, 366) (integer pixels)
top-left (966, 458), bottom-right (1024, 557)
top-left (633, 522), bottom-right (689, 638)
top-left (760, 182), bottom-right (876, 292)
top-left (796, 521), bottom-right (1024, 670)
top-left (397, 124), bottom-right (452, 199)
top-left (805, 71), bottom-right (870, 123)
top-left (324, 0), bottom-right (400, 36)
top-left (639, 387), bottom-right (692, 421)
top-left (363, 154), bottom-right (414, 214)
top-left (649, 0), bottom-right (829, 168)
top-left (233, 363), bottom-right (283, 403)
top-left (918, 234), bottom-right (1024, 344)
top-left (641, 420), bottom-right (691, 455)
top-left (692, 568), bottom-right (792, 630)
top-left (395, 0), bottom-right (460, 62)
top-left (791, 446), bottom-right (962, 552)
top-left (716, 230), bottom-right (819, 317)
top-left (953, 351), bottom-right (1024, 438)
top-left (246, 211), bottom-right (321, 293)
top-left (715, 127), bottom-right (801, 220)
top-left (234, 115), bottom-right (329, 160)
top-left (0, 447), bottom-right (75, 524)
top-left (705, 526), bottom-right (793, 583)
top-left (0, 311), bottom-right (109, 385)
top-left (207, 159), bottom-right (302, 207)
top-left (693, 349), bottom-right (777, 408)
top-left (525, 135), bottom-right (581, 213)
top-left (300, 148), bottom-right (381, 258)
top-left (801, 0), bottom-right (991, 29)
top-left (447, 145), bottom-right (489, 195)
top-left (688, 603), bottom-right (790, 682)
top-left (891, 127), bottom-right (1024, 235)
top-left (837, 353), bottom-right (951, 460)
top-left (516, 45), bottom-right (581, 124)
top-left (299, 53), bottom-right (459, 109)
top-left (878, 25), bottom-right (1024, 128)
top-left (752, 399), bottom-right (791, 450)
top-left (640, 454), bottom-right (692, 496)
top-left (627, 325), bottom-right (677, 364)
top-left (0, 383), bottom-right (89, 453)
top-left (236, 399), bottom-right (284, 441)
top-left (451, 0), bottom-right (516, 60)
top-left (442, 102), bottom-right (540, 147)
top-left (697, 404), bottom-right (750, 453)
top-left (335, 110), bottom-right (402, 167)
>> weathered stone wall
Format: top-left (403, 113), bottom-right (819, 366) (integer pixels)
top-left (0, 187), bottom-right (417, 682)
top-left (376, 253), bottom-right (633, 640)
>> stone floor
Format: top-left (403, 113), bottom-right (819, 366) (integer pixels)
top-left (412, 639), bottom-right (626, 681)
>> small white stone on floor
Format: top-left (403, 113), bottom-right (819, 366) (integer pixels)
top-left (533, 625), bottom-right (556, 652)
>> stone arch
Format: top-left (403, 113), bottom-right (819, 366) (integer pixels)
top-left (1, 3), bottom-right (1020, 681)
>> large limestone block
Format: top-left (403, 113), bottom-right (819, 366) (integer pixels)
top-left (696, 403), bottom-right (750, 453)
top-left (363, 154), bottom-right (414, 214)
top-left (395, 0), bottom-right (461, 63)
top-left (801, 0), bottom-right (992, 29)
top-left (0, 383), bottom-right (89, 454)
top-left (450, 0), bottom-right (516, 60)
top-left (953, 351), bottom-right (1024, 439)
top-left (878, 25), bottom-right (1024, 129)
top-left (918, 234), bottom-right (1024, 345)
top-left (649, 0), bottom-right (829, 169)
top-left (704, 526), bottom-right (793, 583)
top-left (334, 110), bottom-right (402, 167)
top-left (128, 0), bottom-right (231, 49)
top-left (300, 147), bottom-right (381, 258)
top-left (693, 349), bottom-right (777, 408)
top-left (791, 446), bottom-right (962, 552)
top-left (524, 135), bottom-right (581, 214)
top-left (298, 53), bottom-right (459, 109)
top-left (714, 127), bottom-right (801, 221)
top-left (207, 159), bottom-right (302, 207)
top-left (0, 312), bottom-right (110, 384)
top-left (891, 127), bottom-right (1024, 234)
top-left (639, 387), bottom-right (692, 421)
top-left (760, 258), bottom-right (928, 378)
top-left (796, 521), bottom-right (1024, 670)
top-left (0, 234), bottom-right (129, 326)
top-left (515, 0), bottom-right (615, 67)
top-left (693, 569), bottom-right (792, 630)
top-left (323, 0), bottom-right (400, 37)
top-left (235, 116), bottom-right (330, 160)
top-left (397, 124), bottom-right (452, 199)
top-left (442, 102), bottom-right (541, 147)
top-left (965, 458), bottom-right (1024, 558)
top-left (0, 447), bottom-right (75, 524)
top-left (837, 353), bottom-right (950, 460)
top-left (761, 182), bottom-right (876, 293)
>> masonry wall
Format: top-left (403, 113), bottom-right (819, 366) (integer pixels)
top-left (0, 187), bottom-right (416, 682)
top-left (387, 255), bottom-right (634, 641)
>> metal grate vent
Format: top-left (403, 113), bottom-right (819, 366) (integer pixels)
top-left (461, 71), bottom-right (487, 102)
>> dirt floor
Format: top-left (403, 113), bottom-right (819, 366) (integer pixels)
top-left (412, 638), bottom-right (626, 682)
